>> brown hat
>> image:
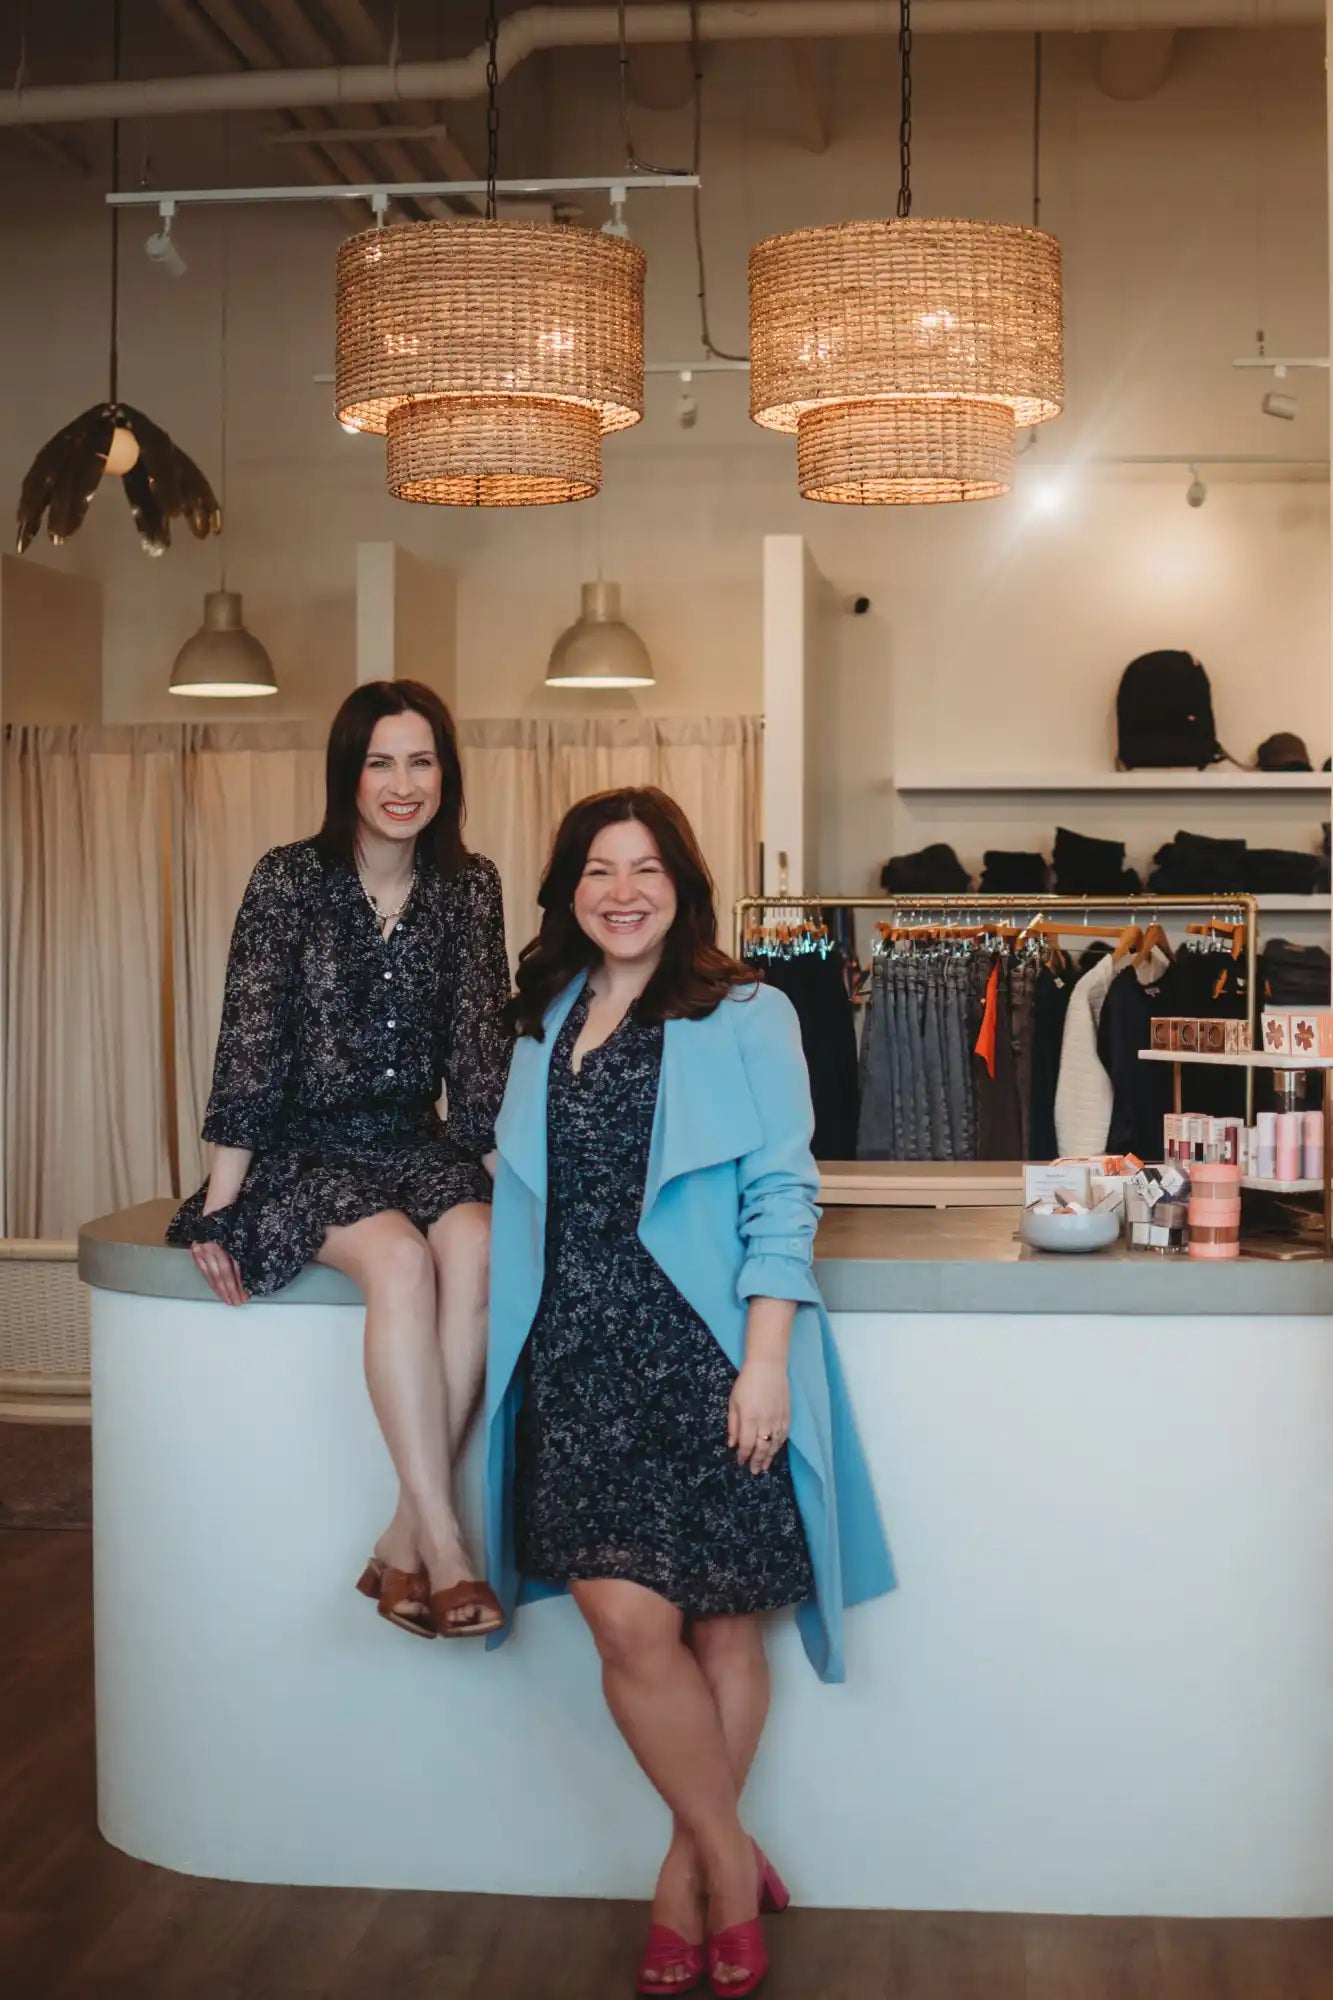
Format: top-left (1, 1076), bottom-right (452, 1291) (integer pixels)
top-left (1256, 732), bottom-right (1313, 772)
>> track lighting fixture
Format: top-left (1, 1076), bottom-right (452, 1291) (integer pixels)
top-left (675, 370), bottom-right (698, 429)
top-left (145, 203), bottom-right (187, 278)
top-left (1185, 466), bottom-right (1206, 507)
top-left (1262, 391), bottom-right (1297, 421)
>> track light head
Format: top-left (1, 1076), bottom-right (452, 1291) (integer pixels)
top-left (1185, 466), bottom-right (1207, 508)
top-left (145, 206), bottom-right (187, 279)
top-left (1262, 391), bottom-right (1297, 421)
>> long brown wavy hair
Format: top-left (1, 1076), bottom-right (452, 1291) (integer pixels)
top-left (506, 787), bottom-right (753, 1039)
top-left (314, 680), bottom-right (467, 877)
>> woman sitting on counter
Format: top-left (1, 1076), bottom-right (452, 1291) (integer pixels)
top-left (168, 680), bottom-right (512, 1640)
top-left (484, 786), bottom-right (894, 1997)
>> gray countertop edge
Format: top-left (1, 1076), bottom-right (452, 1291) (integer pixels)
top-left (78, 1207), bottom-right (1333, 1318)
top-left (816, 1257), bottom-right (1332, 1316)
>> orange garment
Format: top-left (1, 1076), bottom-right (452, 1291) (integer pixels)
top-left (975, 963), bottom-right (999, 1080)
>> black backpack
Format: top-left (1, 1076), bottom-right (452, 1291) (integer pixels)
top-left (1116, 651), bottom-right (1221, 769)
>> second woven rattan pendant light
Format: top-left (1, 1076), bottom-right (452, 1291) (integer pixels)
top-left (334, 5), bottom-right (644, 507)
top-left (748, 4), bottom-right (1063, 504)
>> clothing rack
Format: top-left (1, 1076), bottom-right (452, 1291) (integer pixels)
top-left (735, 893), bottom-right (1262, 1123)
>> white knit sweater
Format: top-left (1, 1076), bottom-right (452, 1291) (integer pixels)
top-left (1053, 950), bottom-right (1168, 1159)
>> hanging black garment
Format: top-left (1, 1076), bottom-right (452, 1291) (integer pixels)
top-left (754, 951), bottom-right (860, 1159)
top-left (1028, 963), bottom-right (1074, 1161)
top-left (974, 956), bottom-right (1024, 1160)
top-left (1151, 946), bottom-right (1248, 1121)
top-left (1098, 964), bottom-right (1172, 1160)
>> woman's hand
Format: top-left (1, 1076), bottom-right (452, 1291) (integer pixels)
top-left (728, 1356), bottom-right (790, 1475)
top-left (191, 1240), bottom-right (248, 1307)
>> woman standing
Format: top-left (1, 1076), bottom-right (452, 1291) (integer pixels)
top-left (484, 788), bottom-right (893, 1996)
top-left (169, 680), bottom-right (512, 1639)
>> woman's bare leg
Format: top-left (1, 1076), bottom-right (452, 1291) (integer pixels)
top-left (653, 1615), bottom-right (771, 1954)
top-left (573, 1580), bottom-right (759, 1985)
top-left (425, 1201), bottom-right (493, 1628)
top-left (316, 1210), bottom-right (471, 1596)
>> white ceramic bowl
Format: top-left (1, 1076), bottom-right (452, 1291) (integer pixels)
top-left (1019, 1206), bottom-right (1123, 1255)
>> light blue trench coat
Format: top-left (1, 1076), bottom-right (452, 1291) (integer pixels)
top-left (483, 975), bottom-right (896, 1682)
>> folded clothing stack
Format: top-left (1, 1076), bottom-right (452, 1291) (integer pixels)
top-left (1052, 827), bottom-right (1141, 896)
top-left (1262, 938), bottom-right (1332, 1006)
top-left (880, 844), bottom-right (972, 894)
top-left (979, 851), bottom-right (1049, 893)
top-left (1148, 830), bottom-right (1328, 895)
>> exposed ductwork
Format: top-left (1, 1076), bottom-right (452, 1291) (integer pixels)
top-left (0, 0), bottom-right (1321, 128)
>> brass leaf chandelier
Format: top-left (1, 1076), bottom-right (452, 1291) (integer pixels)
top-left (335, 2), bottom-right (644, 507)
top-left (748, 2), bottom-right (1063, 505)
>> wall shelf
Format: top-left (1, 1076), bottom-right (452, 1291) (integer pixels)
top-left (1140, 1049), bottom-right (1333, 1070)
top-left (893, 772), bottom-right (1332, 794)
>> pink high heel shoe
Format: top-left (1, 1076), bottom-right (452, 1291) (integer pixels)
top-left (637, 1923), bottom-right (705, 1996)
top-left (705, 1846), bottom-right (788, 1997)
top-left (706, 1919), bottom-right (767, 1998)
top-left (754, 1844), bottom-right (790, 1916)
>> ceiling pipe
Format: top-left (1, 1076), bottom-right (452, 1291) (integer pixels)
top-left (242, 0), bottom-right (461, 216)
top-left (0, 0), bottom-right (1320, 127)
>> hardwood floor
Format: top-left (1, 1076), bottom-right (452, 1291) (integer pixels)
top-left (2, 1528), bottom-right (1330, 2000)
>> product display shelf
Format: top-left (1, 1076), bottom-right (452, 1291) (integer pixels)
top-left (1139, 1048), bottom-right (1333, 1257)
top-left (893, 771), bottom-right (1333, 794)
top-left (1139, 1050), bottom-right (1333, 1070)
top-left (1241, 1177), bottom-right (1324, 1195)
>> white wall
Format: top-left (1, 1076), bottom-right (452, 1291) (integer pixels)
top-left (0, 25), bottom-right (1326, 887)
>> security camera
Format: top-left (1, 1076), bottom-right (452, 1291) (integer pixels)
top-left (145, 224), bottom-right (187, 279)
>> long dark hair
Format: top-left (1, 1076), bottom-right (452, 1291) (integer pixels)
top-left (506, 786), bottom-right (751, 1039)
top-left (315, 680), bottom-right (466, 876)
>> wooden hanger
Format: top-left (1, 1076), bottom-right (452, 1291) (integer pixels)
top-left (1186, 920), bottom-right (1247, 960)
top-left (1112, 923), bottom-right (1144, 963)
top-left (1134, 920), bottom-right (1175, 968)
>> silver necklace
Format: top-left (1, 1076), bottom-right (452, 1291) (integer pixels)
top-left (357, 865), bottom-right (416, 934)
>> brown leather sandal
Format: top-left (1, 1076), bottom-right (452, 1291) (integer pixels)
top-left (430, 1580), bottom-right (506, 1639)
top-left (356, 1556), bottom-right (437, 1639)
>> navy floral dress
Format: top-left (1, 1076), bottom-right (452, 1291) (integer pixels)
top-left (167, 838), bottom-right (511, 1297)
top-left (515, 990), bottom-right (813, 1618)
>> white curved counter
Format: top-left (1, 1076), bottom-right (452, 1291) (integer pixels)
top-left (80, 1199), bottom-right (1333, 1916)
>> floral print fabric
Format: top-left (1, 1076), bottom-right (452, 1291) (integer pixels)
top-left (168, 838), bottom-right (511, 1296)
top-left (514, 990), bottom-right (813, 1618)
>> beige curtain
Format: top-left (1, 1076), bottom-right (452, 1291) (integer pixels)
top-left (3, 726), bottom-right (175, 1238)
top-left (459, 716), bottom-right (762, 967)
top-left (171, 725), bottom-right (324, 1191)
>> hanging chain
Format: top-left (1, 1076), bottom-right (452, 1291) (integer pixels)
top-left (485, 0), bottom-right (499, 221)
top-left (1032, 32), bottom-right (1043, 230)
top-left (108, 0), bottom-right (122, 403)
top-left (896, 0), bottom-right (913, 220)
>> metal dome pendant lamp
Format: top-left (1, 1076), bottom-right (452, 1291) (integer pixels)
top-left (334, 0), bottom-right (644, 507)
top-left (748, 0), bottom-right (1064, 505)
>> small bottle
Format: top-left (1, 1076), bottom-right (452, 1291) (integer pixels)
top-left (1301, 1110), bottom-right (1323, 1184)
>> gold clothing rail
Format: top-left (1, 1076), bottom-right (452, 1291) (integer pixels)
top-left (734, 892), bottom-right (1262, 1122)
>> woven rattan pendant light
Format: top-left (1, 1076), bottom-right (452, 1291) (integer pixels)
top-left (335, 3), bottom-right (644, 507)
top-left (748, 2), bottom-right (1063, 504)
